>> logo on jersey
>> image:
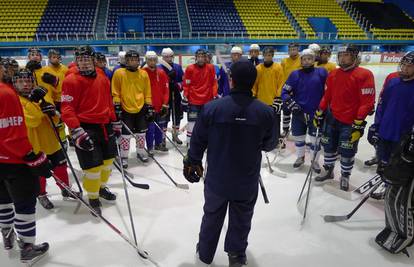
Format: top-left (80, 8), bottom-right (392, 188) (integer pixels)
top-left (0, 116), bottom-right (23, 129)
top-left (361, 88), bottom-right (375, 95)
top-left (235, 117), bottom-right (247, 121)
top-left (61, 94), bottom-right (74, 102)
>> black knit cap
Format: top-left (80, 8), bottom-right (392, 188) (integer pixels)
top-left (230, 59), bottom-right (257, 91)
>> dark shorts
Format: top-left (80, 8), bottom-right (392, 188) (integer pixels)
top-left (121, 109), bottom-right (147, 134)
top-left (0, 163), bottom-right (40, 204)
top-left (75, 123), bottom-right (116, 170)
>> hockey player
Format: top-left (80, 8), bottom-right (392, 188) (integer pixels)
top-left (252, 46), bottom-right (284, 143)
top-left (375, 125), bottom-right (414, 256)
top-left (183, 59), bottom-right (277, 267)
top-left (14, 69), bottom-right (79, 210)
top-left (112, 49), bottom-right (153, 166)
top-left (159, 47), bottom-right (185, 145)
top-left (248, 44), bottom-right (262, 66)
top-left (281, 49), bottom-right (328, 172)
top-left (218, 46), bottom-right (243, 97)
top-left (182, 48), bottom-right (217, 147)
top-left (314, 44), bottom-right (375, 191)
top-left (142, 51), bottom-right (169, 153)
top-left (61, 46), bottom-right (119, 216)
top-left (95, 52), bottom-right (113, 81)
top-left (43, 49), bottom-right (69, 148)
top-left (316, 46), bottom-right (337, 73)
top-left (0, 60), bottom-right (51, 263)
top-left (3, 58), bottom-right (19, 84)
top-left (112, 51), bottom-right (127, 74)
top-left (25, 48), bottom-right (58, 105)
top-left (281, 42), bottom-right (302, 138)
top-left (370, 52), bottom-right (414, 175)
top-left (365, 71), bottom-right (399, 167)
top-left (206, 51), bottom-right (220, 79)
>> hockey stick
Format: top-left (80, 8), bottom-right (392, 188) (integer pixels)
top-left (259, 175), bottom-right (270, 204)
top-left (113, 160), bottom-right (150, 190)
top-left (121, 121), bottom-right (189, 190)
top-left (298, 128), bottom-right (321, 224)
top-left (265, 152), bottom-right (274, 173)
top-left (323, 174), bottom-right (381, 200)
top-left (153, 121), bottom-right (185, 158)
top-left (323, 181), bottom-right (383, 223)
top-left (51, 173), bottom-right (157, 264)
top-left (45, 113), bottom-right (83, 214)
top-left (115, 139), bottom-right (142, 258)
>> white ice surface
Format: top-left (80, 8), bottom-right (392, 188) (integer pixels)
top-left (2, 65), bottom-right (413, 267)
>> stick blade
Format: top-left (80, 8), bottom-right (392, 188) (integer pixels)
top-left (176, 183), bottom-right (190, 190)
top-left (323, 215), bottom-right (348, 223)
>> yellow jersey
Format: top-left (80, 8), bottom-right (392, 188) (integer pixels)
top-left (112, 68), bottom-right (152, 113)
top-left (252, 63), bottom-right (285, 106)
top-left (281, 56), bottom-right (301, 82)
top-left (43, 64), bottom-right (69, 103)
top-left (316, 62), bottom-right (337, 73)
top-left (33, 67), bottom-right (55, 105)
top-left (19, 96), bottom-right (60, 155)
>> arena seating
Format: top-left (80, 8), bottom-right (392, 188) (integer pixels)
top-left (0, 0), bottom-right (47, 41)
top-left (284, 0), bottom-right (367, 39)
top-left (37, 0), bottom-right (96, 34)
top-left (106, 0), bottom-right (180, 33)
top-left (186, 0), bottom-right (246, 33)
top-left (233, 0), bottom-right (296, 38)
top-left (348, 1), bottom-right (414, 40)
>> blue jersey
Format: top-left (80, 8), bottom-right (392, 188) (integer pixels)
top-left (281, 68), bottom-right (328, 115)
top-left (103, 67), bottom-right (113, 81)
top-left (375, 77), bottom-right (414, 142)
top-left (218, 62), bottom-right (232, 97)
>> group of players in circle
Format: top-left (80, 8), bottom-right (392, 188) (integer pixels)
top-left (0, 42), bottom-right (413, 265)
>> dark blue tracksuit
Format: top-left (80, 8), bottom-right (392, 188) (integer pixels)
top-left (189, 89), bottom-right (277, 264)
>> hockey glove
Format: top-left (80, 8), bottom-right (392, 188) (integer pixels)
top-left (23, 151), bottom-right (52, 178)
top-left (367, 124), bottom-right (380, 146)
top-left (160, 104), bottom-right (169, 118)
top-left (42, 73), bottom-right (59, 87)
top-left (29, 86), bottom-right (48, 103)
top-left (284, 98), bottom-right (302, 115)
top-left (401, 129), bottom-right (414, 163)
top-left (144, 104), bottom-right (155, 122)
top-left (272, 97), bottom-right (283, 114)
top-left (181, 97), bottom-right (189, 112)
top-left (111, 121), bottom-right (122, 138)
top-left (313, 109), bottom-right (325, 129)
top-left (70, 127), bottom-right (94, 151)
top-left (350, 120), bottom-right (367, 143)
top-left (25, 60), bottom-right (42, 72)
top-left (183, 155), bottom-right (203, 183)
top-left (114, 103), bottom-right (122, 120)
top-left (40, 101), bottom-right (56, 117)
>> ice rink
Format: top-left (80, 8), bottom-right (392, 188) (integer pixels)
top-left (2, 64), bottom-right (413, 267)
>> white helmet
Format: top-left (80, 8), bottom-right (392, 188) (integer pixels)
top-left (145, 51), bottom-right (158, 59)
top-left (161, 48), bottom-right (174, 57)
top-left (118, 51), bottom-right (126, 64)
top-left (308, 43), bottom-right (321, 53)
top-left (300, 49), bottom-right (315, 58)
top-left (230, 46), bottom-right (243, 54)
top-left (249, 44), bottom-right (260, 51)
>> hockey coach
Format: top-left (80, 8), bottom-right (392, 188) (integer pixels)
top-left (183, 59), bottom-right (278, 266)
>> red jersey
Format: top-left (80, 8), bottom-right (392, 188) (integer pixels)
top-left (183, 63), bottom-right (217, 105)
top-left (319, 67), bottom-right (375, 124)
top-left (143, 67), bottom-right (169, 113)
top-left (61, 68), bottom-right (116, 129)
top-left (0, 83), bottom-right (33, 164)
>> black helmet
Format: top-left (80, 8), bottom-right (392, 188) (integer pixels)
top-left (28, 47), bottom-right (41, 55)
top-left (48, 49), bottom-right (60, 58)
top-left (338, 44), bottom-right (359, 57)
top-left (320, 46), bottom-right (332, 54)
top-left (95, 52), bottom-right (106, 61)
top-left (125, 50), bottom-right (139, 59)
top-left (288, 43), bottom-right (299, 48)
top-left (195, 48), bottom-right (207, 56)
top-left (12, 68), bottom-right (35, 97)
top-left (75, 46), bottom-right (95, 57)
top-left (400, 51), bottom-right (414, 66)
top-left (263, 46), bottom-right (275, 56)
